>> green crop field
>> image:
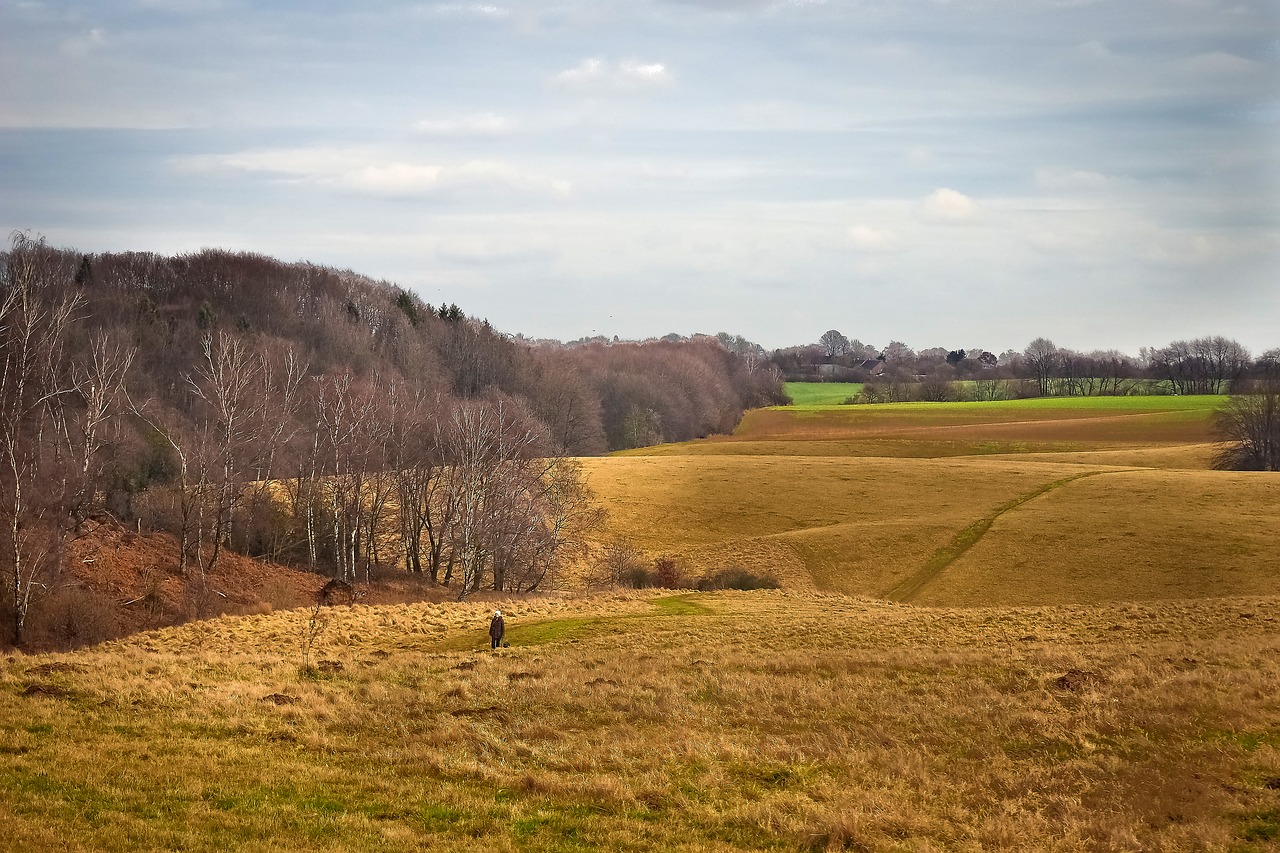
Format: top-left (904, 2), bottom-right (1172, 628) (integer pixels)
top-left (782, 382), bottom-right (863, 406)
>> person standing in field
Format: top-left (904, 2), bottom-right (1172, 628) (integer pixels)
top-left (489, 610), bottom-right (505, 649)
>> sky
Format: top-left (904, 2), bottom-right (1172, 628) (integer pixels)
top-left (2, 0), bottom-right (1278, 356)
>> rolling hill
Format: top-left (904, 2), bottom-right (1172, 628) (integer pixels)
top-left (587, 396), bottom-right (1280, 606)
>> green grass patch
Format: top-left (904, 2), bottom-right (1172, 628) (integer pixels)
top-left (775, 394), bottom-right (1226, 417)
top-left (652, 594), bottom-right (713, 616)
top-left (1206, 730), bottom-right (1280, 752)
top-left (1238, 809), bottom-right (1280, 845)
top-left (433, 596), bottom-right (716, 651)
top-left (783, 382), bottom-right (863, 406)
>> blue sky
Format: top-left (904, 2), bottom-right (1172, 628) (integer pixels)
top-left (2, 0), bottom-right (1277, 355)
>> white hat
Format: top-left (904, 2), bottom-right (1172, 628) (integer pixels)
top-left (494, 610), bottom-right (501, 617)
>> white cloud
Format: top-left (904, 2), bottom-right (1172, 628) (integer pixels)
top-left (133, 0), bottom-right (229, 13)
top-left (174, 147), bottom-right (570, 199)
top-left (554, 58), bottom-right (674, 92)
top-left (414, 112), bottom-right (516, 136)
top-left (59, 27), bottom-right (105, 58)
top-left (619, 60), bottom-right (672, 85)
top-left (555, 58), bottom-right (604, 87)
top-left (1179, 50), bottom-right (1261, 78)
top-left (914, 188), bottom-right (979, 224)
top-left (1033, 168), bottom-right (1116, 191)
top-left (847, 224), bottom-right (901, 252)
top-left (420, 3), bottom-right (509, 18)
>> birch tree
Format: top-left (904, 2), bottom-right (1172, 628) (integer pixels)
top-left (0, 233), bottom-right (82, 644)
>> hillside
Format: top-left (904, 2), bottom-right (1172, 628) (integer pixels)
top-left (29, 515), bottom-right (461, 651)
top-left (0, 236), bottom-right (785, 648)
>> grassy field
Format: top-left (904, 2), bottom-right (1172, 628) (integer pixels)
top-left (3, 591), bottom-right (1278, 852)
top-left (783, 383), bottom-right (864, 406)
top-left (596, 395), bottom-right (1280, 607)
top-left (6, 393), bottom-right (1278, 851)
top-left (627, 396), bottom-right (1223, 460)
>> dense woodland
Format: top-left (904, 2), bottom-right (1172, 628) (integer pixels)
top-left (0, 234), bottom-right (784, 645)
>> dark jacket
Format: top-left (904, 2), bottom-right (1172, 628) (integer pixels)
top-left (489, 615), bottom-right (505, 641)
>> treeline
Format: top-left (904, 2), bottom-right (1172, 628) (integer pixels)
top-left (0, 234), bottom-right (783, 644)
top-left (68, 245), bottom-right (781, 454)
top-left (777, 331), bottom-right (1277, 402)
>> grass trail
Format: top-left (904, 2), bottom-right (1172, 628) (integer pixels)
top-left (885, 471), bottom-right (1117, 602)
top-left (436, 594), bottom-right (714, 651)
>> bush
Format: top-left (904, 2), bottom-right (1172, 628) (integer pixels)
top-left (618, 565), bottom-right (656, 589)
top-left (652, 557), bottom-right (687, 589)
top-left (29, 586), bottom-right (120, 650)
top-left (591, 539), bottom-right (647, 589)
top-left (695, 568), bottom-right (780, 591)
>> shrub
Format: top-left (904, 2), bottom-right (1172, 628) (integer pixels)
top-left (696, 568), bottom-right (780, 591)
top-left (652, 557), bottom-right (687, 589)
top-left (591, 539), bottom-right (647, 589)
top-left (618, 566), bottom-right (656, 589)
top-left (29, 586), bottom-right (120, 650)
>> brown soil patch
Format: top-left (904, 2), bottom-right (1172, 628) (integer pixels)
top-left (1053, 669), bottom-right (1103, 692)
top-left (21, 682), bottom-right (74, 699)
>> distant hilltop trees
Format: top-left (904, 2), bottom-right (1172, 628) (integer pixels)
top-left (775, 330), bottom-right (1276, 403)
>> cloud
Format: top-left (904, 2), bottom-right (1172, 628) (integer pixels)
top-left (847, 224), bottom-right (901, 252)
top-left (59, 27), bottom-right (105, 58)
top-left (133, 0), bottom-right (230, 13)
top-left (1178, 50), bottom-right (1261, 78)
top-left (175, 147), bottom-right (570, 199)
top-left (419, 3), bottom-right (509, 18)
top-left (554, 58), bottom-right (674, 92)
top-left (1033, 168), bottom-right (1116, 191)
top-left (414, 112), bottom-right (516, 136)
top-left (914, 188), bottom-right (979, 224)
top-left (433, 236), bottom-right (556, 266)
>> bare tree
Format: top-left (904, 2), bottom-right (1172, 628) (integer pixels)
top-left (313, 371), bottom-right (379, 581)
top-left (187, 332), bottom-right (267, 574)
top-left (440, 398), bottom-right (547, 597)
top-left (1023, 338), bottom-right (1059, 397)
top-left (501, 457), bottom-right (605, 593)
top-left (238, 345), bottom-right (307, 561)
top-left (1146, 337), bottom-right (1250, 395)
top-left (63, 334), bottom-right (136, 520)
top-left (0, 233), bottom-right (82, 644)
top-left (1213, 372), bottom-right (1280, 471)
top-left (973, 376), bottom-right (1008, 402)
top-left (819, 329), bottom-right (850, 360)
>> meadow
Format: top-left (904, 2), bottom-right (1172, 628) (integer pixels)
top-left (782, 383), bottom-right (865, 406)
top-left (591, 394), bottom-right (1280, 608)
top-left (3, 592), bottom-right (1278, 852)
top-left (3, 391), bottom-right (1278, 851)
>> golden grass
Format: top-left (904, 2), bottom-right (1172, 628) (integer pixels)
top-left (2, 591), bottom-right (1278, 851)
top-left (916, 469), bottom-right (1280, 606)
top-left (621, 399), bottom-right (1218, 466)
top-left (581, 453), bottom-right (1280, 606)
top-left (586, 397), bottom-right (1280, 607)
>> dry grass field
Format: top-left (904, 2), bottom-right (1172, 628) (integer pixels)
top-left (2, 591), bottom-right (1278, 852)
top-left (4, 394), bottom-right (1277, 852)
top-left (590, 396), bottom-right (1280, 607)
